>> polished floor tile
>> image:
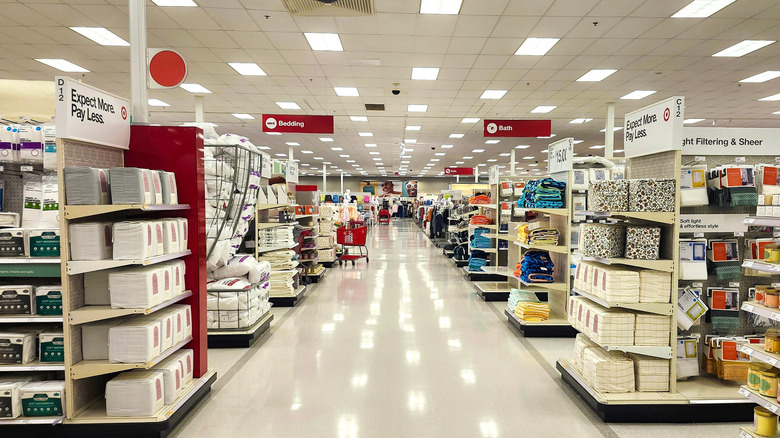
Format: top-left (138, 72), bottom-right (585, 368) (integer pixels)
top-left (171, 220), bottom-right (744, 437)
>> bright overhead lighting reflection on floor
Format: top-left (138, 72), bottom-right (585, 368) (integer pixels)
top-left (480, 90), bottom-right (507, 99)
top-left (713, 40), bottom-right (774, 57)
top-left (350, 116), bottom-right (368, 121)
top-left (411, 67), bottom-right (440, 80)
top-left (148, 99), bottom-right (170, 107)
top-left (514, 37), bottom-right (559, 55)
top-left (276, 101), bottom-right (300, 109)
top-left (530, 105), bottom-right (556, 113)
top-left (334, 87), bottom-right (359, 96)
top-left (672, 0), bottom-right (736, 17)
top-left (576, 69), bottom-right (617, 82)
top-left (570, 118), bottom-right (593, 124)
top-left (683, 119), bottom-right (705, 124)
top-left (70, 27), bottom-right (129, 46)
top-left (228, 62), bottom-right (266, 76)
top-left (740, 71), bottom-right (780, 83)
top-left (420, 0), bottom-right (463, 14)
top-left (304, 33), bottom-right (344, 51)
top-left (408, 104), bottom-right (428, 112)
top-left (232, 113), bottom-right (254, 120)
top-left (35, 59), bottom-right (89, 72)
top-left (621, 90), bottom-right (657, 100)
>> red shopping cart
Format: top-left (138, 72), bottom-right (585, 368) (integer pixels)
top-left (337, 222), bottom-right (369, 266)
top-left (378, 209), bottom-right (391, 225)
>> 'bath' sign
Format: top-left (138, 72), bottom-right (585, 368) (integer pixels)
top-left (681, 127), bottom-right (780, 155)
top-left (55, 76), bottom-right (130, 150)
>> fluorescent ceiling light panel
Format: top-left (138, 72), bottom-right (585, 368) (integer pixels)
top-left (180, 83), bottom-right (211, 93)
top-left (499, 153), bottom-right (510, 157)
top-left (760, 94), bottom-right (780, 101)
top-left (339, 154), bottom-right (350, 157)
top-left (712, 40), bottom-right (774, 57)
top-left (265, 133), bottom-right (281, 136)
top-left (405, 139), bottom-right (417, 144)
top-left (435, 153), bottom-right (446, 156)
top-left (573, 140), bottom-right (584, 144)
top-left (485, 140), bottom-right (500, 144)
top-left (531, 105), bottom-right (557, 114)
top-left (286, 142), bottom-right (301, 146)
top-left (430, 159), bottom-right (440, 162)
top-left (600, 127), bottom-right (624, 132)
top-left (35, 59), bottom-right (89, 72)
top-left (589, 145), bottom-right (605, 149)
top-left (276, 101), bottom-right (300, 109)
top-left (672, 0), bottom-right (736, 17)
top-left (408, 104), bottom-right (428, 112)
top-left (420, 0), bottom-right (463, 15)
top-left (455, 161), bottom-right (464, 164)
top-left (369, 152), bottom-right (380, 155)
top-left (232, 113), bottom-right (254, 120)
top-left (406, 126), bottom-right (421, 131)
top-left (614, 149), bottom-right (625, 153)
top-left (773, 111), bottom-right (780, 115)
top-left (365, 143), bottom-right (377, 147)
top-left (258, 146), bottom-right (272, 150)
top-left (302, 150), bottom-right (313, 154)
top-left (515, 37), bottom-right (559, 56)
top-left (304, 33), bottom-right (344, 51)
top-left (570, 118), bottom-right (593, 124)
top-left (461, 118), bottom-right (480, 124)
top-left (537, 134), bottom-right (556, 139)
top-left (275, 154), bottom-right (287, 157)
top-left (319, 137), bottom-right (334, 142)
top-left (228, 62), bottom-right (266, 76)
top-left (487, 159), bottom-right (497, 162)
top-left (528, 163), bottom-right (539, 167)
top-left (684, 119), bottom-right (705, 124)
top-left (522, 156), bottom-right (535, 160)
top-left (741, 71), bottom-right (780, 83)
top-left (449, 133), bottom-right (464, 138)
top-left (577, 69), bottom-right (617, 82)
top-left (620, 90), bottom-right (657, 100)
top-left (462, 156), bottom-right (473, 159)
top-left (331, 147), bottom-right (343, 151)
top-left (70, 27), bottom-right (129, 46)
top-left (334, 87), bottom-right (359, 97)
top-left (472, 149), bottom-right (485, 153)
top-left (358, 132), bottom-right (373, 137)
top-left (147, 99), bottom-right (169, 107)
top-left (411, 67), bottom-right (440, 80)
top-left (350, 116), bottom-right (368, 122)
top-left (441, 145), bottom-right (453, 149)
top-left (515, 145), bottom-right (530, 149)
top-left (480, 90), bottom-right (507, 100)
top-left (152, 0), bottom-right (197, 5)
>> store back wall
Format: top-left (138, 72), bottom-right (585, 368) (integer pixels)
top-left (296, 177), bottom-right (480, 196)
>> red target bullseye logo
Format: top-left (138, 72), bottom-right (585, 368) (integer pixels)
top-left (121, 106), bottom-right (127, 120)
top-left (663, 108), bottom-right (670, 121)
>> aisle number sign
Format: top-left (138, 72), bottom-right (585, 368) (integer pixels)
top-left (286, 161), bottom-right (299, 184)
top-left (623, 96), bottom-right (684, 158)
top-left (489, 165), bottom-right (499, 185)
top-left (548, 138), bottom-right (573, 173)
top-left (55, 76), bottom-right (130, 150)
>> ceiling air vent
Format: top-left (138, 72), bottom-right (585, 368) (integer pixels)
top-left (282, 0), bottom-right (375, 16)
top-left (365, 104), bottom-right (385, 111)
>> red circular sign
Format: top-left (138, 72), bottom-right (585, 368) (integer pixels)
top-left (121, 106), bottom-right (127, 120)
top-left (149, 50), bottom-right (187, 87)
top-left (663, 108), bottom-right (670, 121)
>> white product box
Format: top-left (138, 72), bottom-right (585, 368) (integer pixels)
top-left (25, 228), bottom-right (60, 258)
top-left (84, 271), bottom-right (110, 306)
top-left (150, 171), bottom-right (163, 205)
top-left (154, 356), bottom-right (184, 404)
top-left (0, 228), bottom-right (25, 257)
top-left (81, 318), bottom-right (129, 360)
top-left (161, 219), bottom-right (180, 254)
top-left (0, 125), bottom-right (17, 162)
top-left (38, 332), bottom-right (64, 363)
top-left (68, 222), bottom-right (113, 261)
top-left (16, 126), bottom-right (43, 163)
top-left (108, 318), bottom-right (162, 363)
top-left (0, 331), bottom-right (37, 364)
top-left (176, 218), bottom-right (188, 252)
top-left (105, 370), bottom-right (164, 417)
top-left (0, 381), bottom-right (24, 418)
top-left (112, 221), bottom-right (157, 260)
top-left (109, 267), bottom-right (164, 309)
top-left (0, 285), bottom-right (34, 315)
top-left (149, 312), bottom-right (174, 352)
top-left (20, 381), bottom-right (65, 417)
top-left (158, 308), bottom-right (183, 344)
top-left (169, 349), bottom-right (194, 384)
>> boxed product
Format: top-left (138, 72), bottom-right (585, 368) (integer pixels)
top-left (677, 337), bottom-right (700, 379)
top-left (0, 125), bottom-right (17, 162)
top-left (150, 171), bottom-right (163, 205)
top-left (634, 314), bottom-right (672, 346)
top-left (170, 260), bottom-right (186, 295)
top-left (105, 370), bottom-right (165, 417)
top-left (0, 285), bottom-right (34, 315)
top-left (25, 228), bottom-right (60, 257)
top-left (176, 218), bottom-right (188, 252)
top-left (573, 333), bottom-right (598, 373)
top-left (68, 222), bottom-right (113, 261)
top-left (155, 356), bottom-right (185, 404)
top-left (159, 171), bottom-right (178, 205)
top-left (84, 271), bottom-right (110, 306)
top-left (149, 312), bottom-right (174, 352)
top-left (169, 305), bottom-right (193, 340)
top-left (109, 168), bottom-right (152, 205)
top-left (108, 318), bottom-right (162, 363)
top-left (582, 347), bottom-right (634, 393)
top-left (589, 168), bottom-right (610, 183)
top-left (571, 169), bottom-right (589, 191)
top-left (588, 180), bottom-right (628, 212)
top-left (112, 221), bottom-right (157, 260)
top-left (638, 270), bottom-right (672, 303)
top-left (20, 381), bottom-right (65, 417)
top-left (585, 305), bottom-right (636, 346)
top-left (43, 125), bottom-right (56, 170)
top-left (0, 331), bottom-right (37, 364)
top-left (152, 221), bottom-right (164, 256)
top-left (573, 261), bottom-right (594, 294)
top-left (0, 381), bottom-right (25, 418)
top-left (628, 179), bottom-right (675, 212)
top-left (158, 308), bottom-right (183, 344)
top-left (629, 354), bottom-right (670, 392)
top-left (17, 125), bottom-right (43, 163)
top-left (679, 239), bottom-right (707, 280)
top-left (0, 228), bottom-right (25, 256)
top-left (579, 223), bottom-right (626, 259)
top-left (64, 167), bottom-right (111, 205)
top-left (35, 286), bottom-right (62, 315)
top-left (109, 267), bottom-right (164, 309)
top-left (38, 332), bottom-right (64, 363)
top-left (81, 318), bottom-right (128, 360)
top-left (590, 264), bottom-right (640, 303)
top-left (681, 165), bottom-right (708, 207)
top-left (0, 212), bottom-right (20, 228)
top-left (170, 349), bottom-right (194, 384)
top-left (624, 226), bottom-right (661, 260)
top-left (162, 219), bottom-right (180, 254)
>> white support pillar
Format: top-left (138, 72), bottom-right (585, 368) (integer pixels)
top-left (605, 102), bottom-right (615, 159)
top-left (195, 96), bottom-right (204, 124)
top-left (340, 172), bottom-right (344, 193)
top-left (288, 146), bottom-right (293, 161)
top-left (322, 165), bottom-right (327, 192)
top-left (456, 175), bottom-right (460, 183)
top-left (129, 0), bottom-right (148, 124)
top-left (474, 167), bottom-right (478, 183)
top-left (510, 150), bottom-right (516, 177)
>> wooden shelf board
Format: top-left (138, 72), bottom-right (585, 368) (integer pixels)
top-left (64, 204), bottom-right (190, 220)
top-left (68, 291), bottom-right (192, 325)
top-left (515, 241), bottom-right (568, 254)
top-left (67, 250), bottom-right (191, 275)
top-left (70, 337), bottom-right (193, 380)
top-left (579, 255), bottom-right (674, 272)
top-left (572, 288), bottom-right (674, 315)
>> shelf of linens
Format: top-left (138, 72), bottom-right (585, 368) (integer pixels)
top-left (578, 255), bottom-right (675, 272)
top-left (741, 301), bottom-right (780, 323)
top-left (68, 291), bottom-right (193, 325)
top-left (69, 336), bottom-right (193, 380)
top-left (744, 216), bottom-right (780, 227)
top-left (578, 211), bottom-right (675, 225)
top-left (64, 204), bottom-right (190, 220)
top-left (66, 250), bottom-right (192, 275)
top-left (514, 277), bottom-right (569, 292)
top-left (505, 308), bottom-right (570, 326)
top-left (468, 224), bottom-right (497, 230)
top-left (738, 386), bottom-right (780, 416)
top-left (0, 361), bottom-right (65, 372)
top-left (581, 332), bottom-right (672, 359)
top-left (742, 260), bottom-right (780, 274)
top-left (572, 287), bottom-right (673, 315)
top-left (470, 246), bottom-right (497, 253)
top-left (479, 266), bottom-right (512, 276)
top-left (514, 208), bottom-right (568, 217)
top-left (469, 203), bottom-right (497, 209)
top-left (514, 241), bottom-right (569, 255)
top-left (737, 342), bottom-right (780, 368)
top-left (256, 243), bottom-right (298, 254)
top-left (0, 315), bottom-right (63, 323)
top-left (256, 222), bottom-right (297, 231)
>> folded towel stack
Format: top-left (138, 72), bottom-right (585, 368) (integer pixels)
top-left (528, 228), bottom-right (559, 246)
top-left (470, 228), bottom-right (492, 249)
top-left (507, 288), bottom-right (540, 313)
top-left (522, 178), bottom-right (566, 209)
top-left (470, 215), bottom-right (492, 225)
top-left (517, 224), bottom-right (530, 243)
top-left (514, 302), bottom-right (550, 322)
top-left (518, 250), bottom-right (554, 283)
top-left (468, 256), bottom-right (488, 272)
top-left (469, 194), bottom-right (492, 204)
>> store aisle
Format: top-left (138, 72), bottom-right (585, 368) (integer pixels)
top-left (169, 221), bottom-right (730, 437)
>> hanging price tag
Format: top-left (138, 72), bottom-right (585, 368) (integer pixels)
top-left (739, 387), bottom-right (750, 397)
top-left (548, 138), bottom-right (573, 173)
top-left (736, 157), bottom-right (746, 163)
top-left (768, 357), bottom-right (779, 367)
top-left (766, 403), bottom-right (779, 414)
top-left (743, 303), bottom-right (755, 312)
top-left (692, 282), bottom-right (703, 288)
top-left (695, 156), bottom-right (706, 162)
top-left (734, 232), bottom-right (744, 237)
top-left (694, 232), bottom-right (704, 238)
top-left (20, 165), bottom-right (33, 172)
top-left (730, 282), bottom-right (740, 288)
top-left (741, 429), bottom-right (752, 438)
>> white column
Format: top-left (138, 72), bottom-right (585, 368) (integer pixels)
top-left (129, 0), bottom-right (148, 124)
top-left (194, 96), bottom-right (204, 123)
top-left (510, 150), bottom-right (516, 176)
top-left (605, 102), bottom-right (615, 159)
top-left (456, 175), bottom-right (460, 183)
top-left (474, 167), bottom-right (478, 183)
top-left (288, 146), bottom-right (293, 161)
top-left (322, 164), bottom-right (327, 192)
top-left (340, 172), bottom-right (344, 193)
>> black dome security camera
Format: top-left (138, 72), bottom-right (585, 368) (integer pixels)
top-left (392, 90), bottom-right (401, 95)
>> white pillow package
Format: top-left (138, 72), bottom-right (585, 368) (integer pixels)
top-left (175, 218), bottom-right (188, 252)
top-left (158, 171), bottom-right (179, 205)
top-left (157, 307), bottom-right (184, 344)
top-left (108, 267), bottom-right (164, 309)
top-left (68, 222), bottom-right (113, 261)
top-left (109, 168), bottom-right (152, 205)
top-left (108, 317), bottom-right (162, 363)
top-left (105, 370), bottom-right (165, 417)
top-left (150, 171), bottom-right (163, 205)
top-left (213, 255), bottom-right (257, 280)
top-left (168, 305), bottom-right (193, 340)
top-left (64, 167), bottom-right (110, 205)
top-left (148, 311), bottom-right (174, 352)
top-left (153, 356), bottom-right (184, 404)
top-left (170, 349), bottom-right (194, 384)
top-left (112, 221), bottom-right (157, 260)
top-left (161, 219), bottom-right (179, 254)
top-left (81, 318), bottom-right (129, 360)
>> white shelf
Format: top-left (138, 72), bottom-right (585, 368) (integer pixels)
top-left (579, 255), bottom-right (675, 272)
top-left (514, 207), bottom-right (569, 217)
top-left (742, 260), bottom-right (780, 274)
top-left (0, 258), bottom-right (61, 264)
top-left (739, 427), bottom-right (768, 438)
top-left (744, 216), bottom-right (780, 227)
top-left (737, 342), bottom-right (780, 367)
top-left (474, 282), bottom-right (511, 293)
top-left (256, 243), bottom-right (298, 253)
top-left (68, 291), bottom-right (192, 325)
top-left (470, 246), bottom-right (496, 253)
top-left (505, 308), bottom-right (571, 327)
top-left (515, 241), bottom-right (568, 254)
top-left (0, 315), bottom-right (63, 323)
top-left (479, 266), bottom-right (512, 277)
top-left (0, 416), bottom-right (64, 425)
top-left (0, 361), bottom-right (64, 372)
top-left (515, 276), bottom-right (568, 292)
top-left (603, 344), bottom-right (673, 359)
top-left (64, 204), bottom-right (190, 220)
top-left (739, 386), bottom-right (780, 415)
top-left (742, 301), bottom-right (780, 323)
top-left (579, 211), bottom-right (675, 224)
top-left (70, 336), bottom-right (193, 380)
top-left (573, 288), bottom-right (674, 315)
top-left (469, 224), bottom-right (497, 229)
top-left (66, 250), bottom-right (191, 275)
top-left (469, 203), bottom-right (497, 209)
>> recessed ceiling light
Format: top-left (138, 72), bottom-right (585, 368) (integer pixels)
top-left (773, 111), bottom-right (780, 115)
top-left (323, 162), bottom-right (332, 164)
top-left (408, 104), bottom-right (428, 112)
top-left (435, 152), bottom-right (446, 156)
top-left (180, 83), bottom-right (211, 93)
top-left (266, 133), bottom-right (281, 136)
top-left (275, 154), bottom-right (288, 157)
top-left (404, 139), bottom-right (417, 144)
top-left (537, 134), bottom-right (556, 139)
top-left (430, 159), bottom-right (440, 162)
top-left (577, 69), bottom-right (617, 82)
top-left (339, 154), bottom-right (350, 158)
top-left (531, 105), bottom-right (557, 114)
top-left (276, 101), bottom-right (300, 109)
top-left (314, 157), bottom-right (324, 160)
top-left (401, 155), bottom-right (412, 159)
top-left (499, 153), bottom-right (510, 157)
top-left (285, 142), bottom-right (300, 146)
top-left (528, 163), bottom-right (539, 167)
top-left (36, 58), bottom-right (89, 72)
top-left (258, 146), bottom-right (272, 150)
top-left (334, 87), bottom-right (359, 97)
top-left (359, 132), bottom-right (373, 137)
top-left (411, 67), bottom-right (440, 80)
top-left (515, 145), bottom-right (530, 149)
top-left (304, 33), bottom-right (344, 51)
top-left (620, 90), bottom-right (657, 100)
top-left (485, 140), bottom-right (500, 144)
top-left (487, 159), bottom-right (498, 162)
top-left (331, 147), bottom-right (343, 151)
top-left (713, 40), bottom-right (774, 57)
top-left (480, 90), bottom-right (507, 100)
top-left (319, 138), bottom-right (334, 142)
top-left (760, 94), bottom-right (780, 101)
top-left (614, 149), bottom-right (625, 153)
top-left (369, 152), bottom-right (380, 155)
top-left (521, 156), bottom-right (535, 160)
top-left (70, 27), bottom-right (129, 46)
top-left (683, 119), bottom-right (705, 124)
top-left (600, 127), bottom-right (624, 132)
top-left (573, 140), bottom-right (584, 144)
top-left (463, 156), bottom-right (473, 159)
top-left (152, 0), bottom-right (196, 5)
top-left (420, 0), bottom-right (463, 14)
top-left (365, 143), bottom-right (377, 147)
top-left (461, 118), bottom-right (480, 124)
top-left (740, 71), bottom-right (780, 83)
top-left (472, 149), bottom-right (485, 153)
top-left (350, 116), bottom-right (368, 122)
top-left (372, 158), bottom-right (382, 161)
top-left (346, 160), bottom-right (356, 163)
top-left (589, 145), bottom-right (606, 150)
top-left (540, 150), bottom-right (549, 154)
top-left (514, 37), bottom-right (559, 56)
top-left (302, 150), bottom-right (313, 154)
top-left (405, 126), bottom-right (422, 132)
top-left (672, 0), bottom-right (736, 17)
top-left (441, 145), bottom-right (453, 149)
top-left (570, 118), bottom-right (593, 124)
top-left (232, 113), bottom-right (254, 120)
top-left (228, 62), bottom-right (266, 76)
top-left (449, 133), bottom-right (464, 138)
top-left (455, 161), bottom-right (464, 164)
top-left (351, 164), bottom-right (359, 167)
top-left (147, 99), bottom-right (170, 107)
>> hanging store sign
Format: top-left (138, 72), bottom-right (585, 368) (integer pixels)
top-left (681, 127), bottom-right (780, 155)
top-left (489, 165), bottom-right (499, 185)
top-left (262, 114), bottom-right (334, 134)
top-left (148, 49), bottom-right (187, 89)
top-left (55, 76), bottom-right (130, 150)
top-left (548, 138), bottom-right (574, 173)
top-left (286, 161), bottom-right (299, 184)
top-left (483, 119), bottom-right (551, 138)
top-left (444, 167), bottom-right (474, 176)
top-left (623, 96), bottom-right (684, 158)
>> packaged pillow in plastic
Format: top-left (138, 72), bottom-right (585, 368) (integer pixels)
top-left (109, 267), bottom-right (164, 308)
top-left (154, 355), bottom-right (184, 404)
top-left (109, 168), bottom-right (153, 205)
top-left (150, 171), bottom-right (163, 205)
top-left (108, 317), bottom-right (162, 363)
top-left (69, 222), bottom-right (113, 261)
top-left (112, 221), bottom-right (157, 260)
top-left (64, 167), bottom-right (110, 205)
top-left (158, 171), bottom-right (178, 205)
top-left (105, 370), bottom-right (165, 416)
top-left (213, 255), bottom-right (257, 280)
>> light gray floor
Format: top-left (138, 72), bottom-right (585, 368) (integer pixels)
top-left (172, 220), bottom-right (745, 437)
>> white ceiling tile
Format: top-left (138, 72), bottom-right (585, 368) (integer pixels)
top-left (265, 32), bottom-right (311, 50)
top-left (442, 54), bottom-right (478, 69)
top-left (191, 31), bottom-right (241, 49)
top-left (227, 31), bottom-right (276, 49)
top-left (453, 15), bottom-right (500, 37)
top-left (530, 16), bottom-right (583, 37)
top-left (204, 8), bottom-right (261, 31)
top-left (163, 7), bottom-right (222, 30)
top-left (503, 0), bottom-right (555, 16)
top-left (377, 13), bottom-right (417, 36)
top-left (490, 16), bottom-right (541, 38)
top-left (587, 0), bottom-right (644, 17)
top-left (415, 15), bottom-right (458, 36)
